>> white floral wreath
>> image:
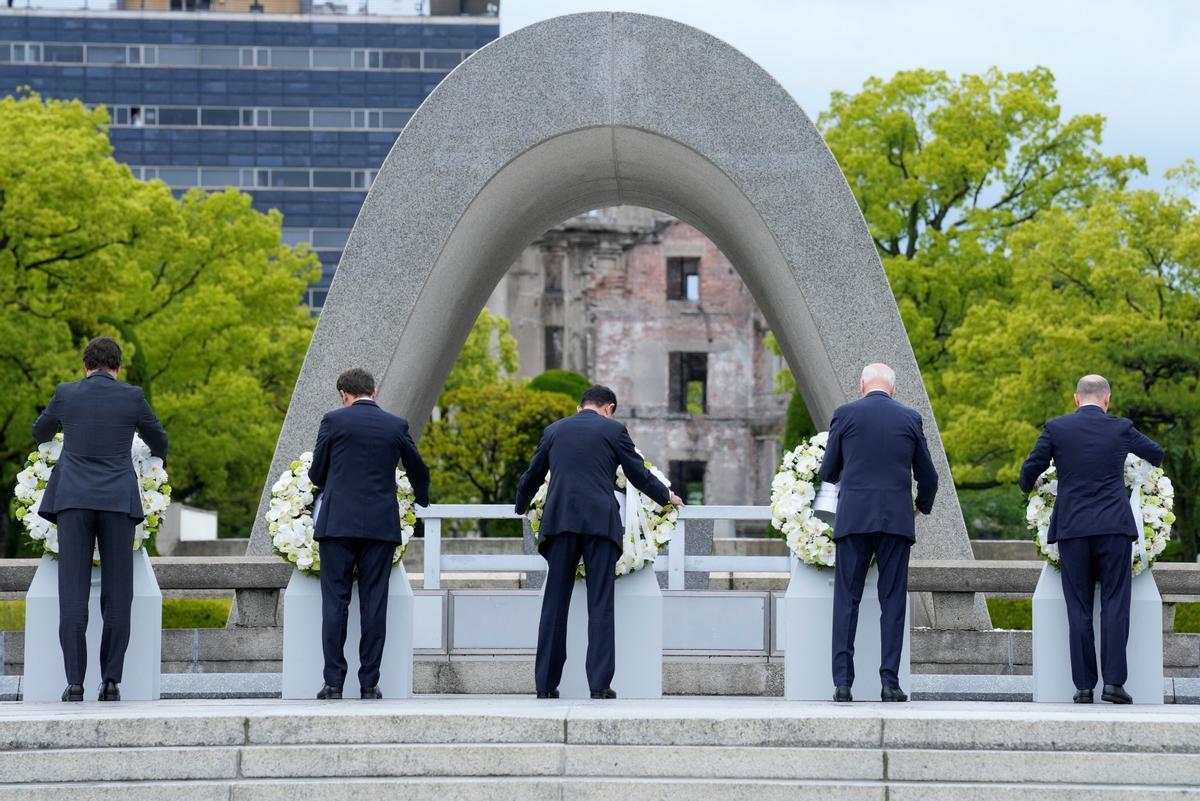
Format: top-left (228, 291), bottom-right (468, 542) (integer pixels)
top-left (1026, 454), bottom-right (1174, 576)
top-left (13, 433), bottom-right (170, 557)
top-left (527, 452), bottom-right (677, 579)
top-left (770, 431), bottom-right (836, 568)
top-left (268, 451), bottom-right (417, 577)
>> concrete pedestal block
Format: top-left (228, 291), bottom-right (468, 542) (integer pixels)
top-left (1032, 562), bottom-right (1163, 704)
top-left (281, 565), bottom-right (414, 699)
top-left (554, 566), bottom-right (663, 699)
top-left (781, 560), bottom-right (910, 701)
top-left (22, 549), bottom-right (162, 702)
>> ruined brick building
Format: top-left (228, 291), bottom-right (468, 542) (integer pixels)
top-left (486, 207), bottom-right (788, 507)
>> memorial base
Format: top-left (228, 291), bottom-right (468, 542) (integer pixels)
top-left (554, 565), bottom-right (663, 699)
top-left (281, 564), bottom-right (414, 699)
top-left (22, 548), bottom-right (162, 702)
top-left (781, 559), bottom-right (910, 701)
top-left (1032, 561), bottom-right (1163, 704)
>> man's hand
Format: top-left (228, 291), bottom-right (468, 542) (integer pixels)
top-left (669, 493), bottom-right (685, 507)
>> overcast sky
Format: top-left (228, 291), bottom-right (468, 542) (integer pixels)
top-left (502, 0), bottom-right (1199, 192)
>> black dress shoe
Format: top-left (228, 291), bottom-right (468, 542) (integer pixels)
top-left (360, 686), bottom-right (382, 699)
top-left (833, 685), bottom-right (853, 702)
top-left (61, 684), bottom-right (84, 702)
top-left (880, 686), bottom-right (908, 702)
top-left (1102, 684), bottom-right (1132, 704)
top-left (316, 685), bottom-right (343, 700)
top-left (536, 689), bottom-right (560, 699)
top-left (590, 688), bottom-right (617, 699)
top-left (98, 680), bottom-right (120, 702)
top-left (1073, 688), bottom-right (1094, 704)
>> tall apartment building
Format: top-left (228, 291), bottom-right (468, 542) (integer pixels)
top-left (489, 208), bottom-right (789, 507)
top-left (0, 5), bottom-right (499, 307)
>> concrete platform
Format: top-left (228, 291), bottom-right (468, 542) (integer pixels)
top-left (1, 696), bottom-right (1198, 799)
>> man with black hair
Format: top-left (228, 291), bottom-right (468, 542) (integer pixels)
top-left (309, 367), bottom-right (430, 700)
top-left (515, 385), bottom-right (682, 699)
top-left (33, 336), bottom-right (168, 702)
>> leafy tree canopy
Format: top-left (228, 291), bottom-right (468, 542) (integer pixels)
top-left (0, 92), bottom-right (320, 551)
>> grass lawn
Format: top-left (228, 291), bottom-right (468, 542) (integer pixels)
top-left (988, 598), bottom-right (1200, 633)
top-left (0, 598), bottom-right (232, 630)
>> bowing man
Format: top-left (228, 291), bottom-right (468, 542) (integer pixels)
top-left (514, 385), bottom-right (682, 700)
top-left (1018, 374), bottom-right (1163, 704)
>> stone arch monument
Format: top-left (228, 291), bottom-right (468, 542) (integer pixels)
top-left (249, 12), bottom-right (977, 579)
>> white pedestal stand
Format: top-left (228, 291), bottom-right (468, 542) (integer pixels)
top-left (1032, 562), bottom-right (1163, 704)
top-left (782, 559), bottom-right (910, 701)
top-left (554, 565), bottom-right (663, 699)
top-left (281, 564), bottom-right (414, 699)
top-left (23, 548), bottom-right (162, 702)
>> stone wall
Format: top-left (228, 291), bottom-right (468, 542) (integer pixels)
top-left (488, 210), bottom-right (788, 506)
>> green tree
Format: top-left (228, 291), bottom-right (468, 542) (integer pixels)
top-left (819, 67), bottom-right (1142, 383)
top-left (528, 368), bottom-right (590, 402)
top-left (0, 92), bottom-right (320, 552)
top-left (818, 67), bottom-right (1173, 541)
top-left (940, 183), bottom-right (1200, 556)
top-left (439, 308), bottom-right (519, 400)
top-left (423, 384), bottom-right (577, 535)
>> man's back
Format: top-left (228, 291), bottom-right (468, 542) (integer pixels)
top-left (818, 391), bottom-right (938, 541)
top-left (33, 373), bottom-right (167, 523)
top-left (515, 410), bottom-right (670, 550)
top-left (309, 399), bottom-right (430, 543)
top-left (1019, 406), bottom-right (1163, 542)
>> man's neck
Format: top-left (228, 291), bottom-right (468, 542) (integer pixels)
top-left (1078, 402), bottom-right (1106, 411)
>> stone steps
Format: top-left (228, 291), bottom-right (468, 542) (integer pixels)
top-left (2, 698), bottom-right (1199, 798)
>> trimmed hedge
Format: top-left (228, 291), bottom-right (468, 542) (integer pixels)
top-left (528, 369), bottom-right (590, 401)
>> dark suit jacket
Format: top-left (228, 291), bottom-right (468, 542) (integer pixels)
top-left (32, 373), bottom-right (168, 524)
top-left (817, 390), bottom-right (938, 541)
top-left (309, 399), bottom-right (430, 543)
top-left (1018, 404), bottom-right (1163, 543)
top-left (514, 410), bottom-right (671, 555)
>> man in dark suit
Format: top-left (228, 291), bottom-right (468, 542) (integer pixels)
top-left (818, 363), bottom-right (937, 703)
top-left (309, 367), bottom-right (430, 700)
top-left (514, 385), bottom-right (682, 699)
top-left (32, 336), bottom-right (168, 703)
top-left (1019, 374), bottom-right (1163, 704)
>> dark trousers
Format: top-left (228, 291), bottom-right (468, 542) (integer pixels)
top-left (832, 531), bottom-right (912, 688)
top-left (1057, 534), bottom-right (1133, 689)
top-left (535, 532), bottom-right (620, 694)
top-left (318, 537), bottom-right (395, 690)
top-left (56, 509), bottom-right (136, 685)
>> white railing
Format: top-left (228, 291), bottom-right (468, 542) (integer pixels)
top-left (414, 504), bottom-right (785, 590)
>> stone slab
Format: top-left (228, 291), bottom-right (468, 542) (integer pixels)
top-left (561, 781), bottom-right (886, 801)
top-left (0, 784), bottom-right (231, 801)
top-left (231, 779), bottom-right (562, 801)
top-left (243, 707), bottom-right (564, 746)
top-left (239, 743), bottom-right (562, 779)
top-left (886, 748), bottom-right (1200, 786)
top-left (0, 746), bottom-right (239, 783)
top-left (562, 744), bottom-right (883, 780)
top-left (887, 785), bottom-right (1200, 801)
